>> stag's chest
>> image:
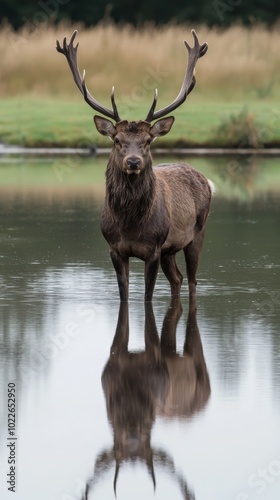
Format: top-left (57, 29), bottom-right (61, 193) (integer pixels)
top-left (101, 204), bottom-right (169, 260)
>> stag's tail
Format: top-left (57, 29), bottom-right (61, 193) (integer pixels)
top-left (207, 179), bottom-right (216, 196)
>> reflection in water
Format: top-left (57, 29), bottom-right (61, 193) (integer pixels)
top-left (83, 299), bottom-right (210, 499)
top-left (213, 155), bottom-right (259, 197)
top-left (1, 160), bottom-right (280, 499)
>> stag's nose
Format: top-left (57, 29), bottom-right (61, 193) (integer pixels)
top-left (126, 156), bottom-right (141, 171)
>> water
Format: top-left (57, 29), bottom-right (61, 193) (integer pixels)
top-left (0, 157), bottom-right (279, 500)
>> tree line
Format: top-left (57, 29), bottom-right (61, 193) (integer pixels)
top-left (1, 0), bottom-right (279, 30)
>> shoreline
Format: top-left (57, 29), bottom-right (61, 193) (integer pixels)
top-left (1, 145), bottom-right (280, 157)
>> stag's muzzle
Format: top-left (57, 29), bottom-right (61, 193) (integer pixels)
top-left (124, 156), bottom-right (143, 175)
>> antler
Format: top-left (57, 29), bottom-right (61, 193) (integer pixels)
top-left (145, 29), bottom-right (208, 122)
top-left (56, 30), bottom-right (121, 122)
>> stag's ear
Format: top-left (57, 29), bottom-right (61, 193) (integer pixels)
top-left (150, 116), bottom-right (174, 139)
top-left (94, 116), bottom-right (116, 138)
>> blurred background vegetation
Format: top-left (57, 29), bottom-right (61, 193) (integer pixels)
top-left (2, 0), bottom-right (279, 29)
top-left (0, 1), bottom-right (280, 147)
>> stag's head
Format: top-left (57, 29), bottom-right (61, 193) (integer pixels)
top-left (56, 30), bottom-right (208, 175)
top-left (94, 116), bottom-right (174, 175)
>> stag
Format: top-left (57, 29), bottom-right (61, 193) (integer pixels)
top-left (56, 30), bottom-right (214, 302)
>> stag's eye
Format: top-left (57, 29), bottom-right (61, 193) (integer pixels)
top-left (114, 138), bottom-right (120, 145)
top-left (146, 138), bottom-right (152, 146)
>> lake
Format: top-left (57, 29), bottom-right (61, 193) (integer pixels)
top-left (0, 155), bottom-right (279, 500)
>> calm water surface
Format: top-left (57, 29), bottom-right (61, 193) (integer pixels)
top-left (0, 158), bottom-right (279, 500)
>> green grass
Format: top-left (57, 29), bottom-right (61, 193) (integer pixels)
top-left (1, 95), bottom-right (280, 148)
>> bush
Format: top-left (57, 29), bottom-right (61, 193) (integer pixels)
top-left (212, 107), bottom-right (263, 148)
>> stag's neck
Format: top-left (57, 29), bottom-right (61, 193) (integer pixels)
top-left (105, 159), bottom-right (155, 227)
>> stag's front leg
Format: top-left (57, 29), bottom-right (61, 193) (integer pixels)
top-left (144, 252), bottom-right (161, 301)
top-left (110, 250), bottom-right (129, 302)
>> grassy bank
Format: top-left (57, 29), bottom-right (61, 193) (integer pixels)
top-left (1, 23), bottom-right (280, 147)
top-left (1, 96), bottom-right (279, 148)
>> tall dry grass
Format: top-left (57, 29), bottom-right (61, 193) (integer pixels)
top-left (0, 22), bottom-right (279, 100)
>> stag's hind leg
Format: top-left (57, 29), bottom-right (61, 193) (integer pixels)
top-left (161, 253), bottom-right (183, 296)
top-left (184, 228), bottom-right (206, 300)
